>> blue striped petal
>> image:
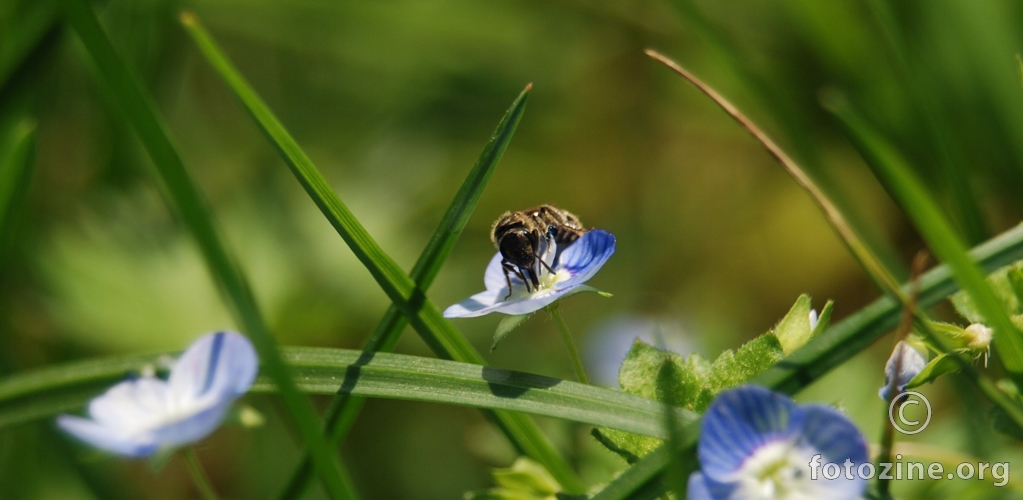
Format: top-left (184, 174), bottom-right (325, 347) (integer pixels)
top-left (698, 385), bottom-right (801, 481)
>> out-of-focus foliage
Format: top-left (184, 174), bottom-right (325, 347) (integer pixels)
top-left (5, 0), bottom-right (1023, 498)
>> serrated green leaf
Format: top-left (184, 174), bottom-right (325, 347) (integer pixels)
top-left (493, 314), bottom-right (532, 351)
top-left (596, 335), bottom-right (784, 462)
top-left (708, 334), bottom-right (785, 392)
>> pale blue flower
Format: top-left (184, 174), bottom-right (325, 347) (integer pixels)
top-left (443, 229), bottom-right (615, 317)
top-left (878, 340), bottom-right (927, 400)
top-left (688, 385), bottom-right (868, 500)
top-left (57, 331), bottom-right (258, 457)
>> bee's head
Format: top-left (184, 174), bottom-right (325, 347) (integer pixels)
top-left (499, 230), bottom-right (535, 268)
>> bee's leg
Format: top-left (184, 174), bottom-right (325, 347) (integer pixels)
top-left (534, 252), bottom-right (556, 274)
top-left (502, 261), bottom-right (516, 299)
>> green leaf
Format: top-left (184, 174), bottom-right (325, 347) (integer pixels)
top-left (465, 458), bottom-right (582, 500)
top-left (595, 334), bottom-right (783, 462)
top-left (772, 294), bottom-right (814, 354)
top-left (707, 334), bottom-right (785, 392)
top-left (811, 300), bottom-right (834, 339)
top-left (493, 314), bottom-right (533, 351)
top-left (824, 94), bottom-right (1023, 376)
top-left (905, 352), bottom-right (958, 389)
top-left (178, 13), bottom-right (581, 493)
top-left (61, 2), bottom-right (353, 498)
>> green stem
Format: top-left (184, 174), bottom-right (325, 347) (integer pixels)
top-left (184, 448), bottom-right (220, 500)
top-left (549, 306), bottom-right (589, 385)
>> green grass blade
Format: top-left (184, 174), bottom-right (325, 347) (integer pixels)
top-left (0, 348), bottom-right (699, 439)
top-left (60, 2), bottom-right (354, 498)
top-left (863, 0), bottom-right (987, 244)
top-left (277, 82), bottom-right (531, 500)
top-left (589, 446), bottom-right (673, 500)
top-left (0, 1), bottom-right (59, 93)
top-left (823, 94), bottom-right (1023, 375)
top-left (646, 50), bottom-right (905, 299)
top-left (179, 13), bottom-right (583, 493)
top-left (0, 119), bottom-right (34, 253)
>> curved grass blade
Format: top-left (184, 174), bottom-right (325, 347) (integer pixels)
top-left (0, 348), bottom-right (698, 439)
top-left (179, 13), bottom-right (583, 493)
top-left (646, 50), bottom-right (903, 299)
top-left (0, 120), bottom-right (34, 254)
top-left (822, 94), bottom-right (1023, 376)
top-left (60, 2), bottom-right (353, 498)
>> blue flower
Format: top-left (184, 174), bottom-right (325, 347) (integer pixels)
top-left (688, 385), bottom-right (868, 500)
top-left (443, 229), bottom-right (615, 317)
top-left (57, 331), bottom-right (258, 457)
top-left (878, 340), bottom-right (928, 400)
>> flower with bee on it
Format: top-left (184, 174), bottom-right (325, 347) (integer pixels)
top-left (443, 218), bottom-right (614, 318)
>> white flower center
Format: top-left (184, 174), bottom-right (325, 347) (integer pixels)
top-left (732, 440), bottom-right (831, 500)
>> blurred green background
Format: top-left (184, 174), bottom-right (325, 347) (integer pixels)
top-left (3, 0), bottom-right (1023, 498)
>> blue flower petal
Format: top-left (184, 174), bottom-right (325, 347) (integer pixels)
top-left (796, 406), bottom-right (868, 500)
top-left (878, 340), bottom-right (927, 400)
top-left (151, 401), bottom-right (235, 449)
top-left (555, 230), bottom-right (616, 289)
top-left (57, 415), bottom-right (158, 458)
top-left (797, 405), bottom-right (869, 466)
top-left (169, 331), bottom-right (258, 400)
top-left (443, 290), bottom-right (504, 318)
top-left (698, 385), bottom-right (802, 481)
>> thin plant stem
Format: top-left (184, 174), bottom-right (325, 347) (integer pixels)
top-left (184, 448), bottom-right (220, 500)
top-left (548, 305), bottom-right (590, 385)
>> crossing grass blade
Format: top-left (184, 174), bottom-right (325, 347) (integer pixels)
top-left (276, 78), bottom-right (531, 500)
top-left (178, 13), bottom-right (583, 493)
top-left (0, 348), bottom-right (698, 439)
top-left (823, 93), bottom-right (1023, 377)
top-left (61, 2), bottom-right (354, 498)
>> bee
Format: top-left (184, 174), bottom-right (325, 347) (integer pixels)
top-left (491, 204), bottom-right (587, 298)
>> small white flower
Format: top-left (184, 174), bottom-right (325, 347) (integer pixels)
top-left (964, 323), bottom-right (993, 350)
top-left (57, 331), bottom-right (258, 457)
top-left (808, 309), bottom-right (819, 332)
